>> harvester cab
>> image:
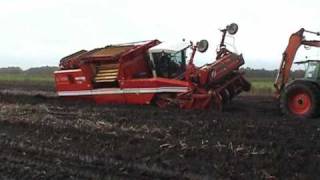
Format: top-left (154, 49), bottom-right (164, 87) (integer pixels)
top-left (148, 41), bottom-right (190, 78)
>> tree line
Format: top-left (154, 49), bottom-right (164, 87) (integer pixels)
top-left (242, 67), bottom-right (305, 79)
top-left (0, 66), bottom-right (58, 76)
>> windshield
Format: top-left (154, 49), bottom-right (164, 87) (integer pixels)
top-left (305, 62), bottom-right (319, 79)
top-left (170, 50), bottom-right (186, 67)
top-left (151, 50), bottom-right (186, 78)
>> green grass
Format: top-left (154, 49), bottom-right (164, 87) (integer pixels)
top-left (0, 74), bottom-right (276, 95)
top-left (0, 74), bottom-right (54, 89)
top-left (0, 74), bottom-right (53, 82)
top-left (247, 78), bottom-right (274, 95)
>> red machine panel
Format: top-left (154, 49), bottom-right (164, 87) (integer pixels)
top-left (54, 69), bottom-right (92, 92)
top-left (120, 78), bottom-right (191, 104)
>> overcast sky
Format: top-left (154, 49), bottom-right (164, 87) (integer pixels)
top-left (1, 0), bottom-right (320, 69)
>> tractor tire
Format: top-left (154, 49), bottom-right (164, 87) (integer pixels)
top-left (280, 81), bottom-right (320, 119)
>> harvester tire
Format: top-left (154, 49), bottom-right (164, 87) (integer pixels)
top-left (152, 93), bottom-right (176, 108)
top-left (280, 82), bottom-right (320, 119)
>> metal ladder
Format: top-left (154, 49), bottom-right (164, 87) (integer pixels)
top-left (94, 63), bottom-right (119, 83)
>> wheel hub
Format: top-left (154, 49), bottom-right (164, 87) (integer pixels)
top-left (297, 99), bottom-right (304, 105)
top-left (288, 91), bottom-right (312, 115)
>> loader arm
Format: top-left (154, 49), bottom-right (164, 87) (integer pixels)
top-left (274, 28), bottom-right (320, 96)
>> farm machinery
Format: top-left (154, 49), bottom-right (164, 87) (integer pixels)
top-left (275, 28), bottom-right (320, 118)
top-left (54, 23), bottom-right (250, 110)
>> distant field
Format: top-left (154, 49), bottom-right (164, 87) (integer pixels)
top-left (0, 73), bottom-right (275, 95)
top-left (0, 74), bottom-right (53, 83)
top-left (0, 74), bottom-right (55, 91)
top-left (247, 78), bottom-right (274, 95)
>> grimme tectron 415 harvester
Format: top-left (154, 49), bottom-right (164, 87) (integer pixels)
top-left (54, 23), bottom-right (250, 110)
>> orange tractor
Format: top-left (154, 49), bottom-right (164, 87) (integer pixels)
top-left (275, 28), bottom-right (320, 118)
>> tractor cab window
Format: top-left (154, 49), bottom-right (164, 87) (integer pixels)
top-left (305, 62), bottom-right (320, 79)
top-left (152, 50), bottom-right (186, 78)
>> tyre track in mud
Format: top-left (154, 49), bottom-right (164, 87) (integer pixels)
top-left (0, 85), bottom-right (320, 179)
top-left (0, 135), bottom-right (196, 180)
top-left (1, 95), bottom-right (205, 179)
top-left (0, 115), bottom-right (205, 180)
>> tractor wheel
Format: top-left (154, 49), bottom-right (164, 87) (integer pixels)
top-left (280, 82), bottom-right (320, 119)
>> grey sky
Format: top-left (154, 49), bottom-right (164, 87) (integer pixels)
top-left (1, 0), bottom-right (320, 69)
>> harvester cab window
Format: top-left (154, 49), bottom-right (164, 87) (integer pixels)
top-left (149, 41), bottom-right (189, 78)
top-left (152, 50), bottom-right (186, 78)
top-left (171, 50), bottom-right (186, 72)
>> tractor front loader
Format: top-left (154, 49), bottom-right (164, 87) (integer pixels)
top-left (275, 28), bottom-right (320, 118)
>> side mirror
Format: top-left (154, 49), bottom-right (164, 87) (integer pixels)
top-left (197, 40), bottom-right (209, 53)
top-left (227, 23), bottom-right (238, 35)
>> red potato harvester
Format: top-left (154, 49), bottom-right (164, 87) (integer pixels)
top-left (54, 23), bottom-right (251, 110)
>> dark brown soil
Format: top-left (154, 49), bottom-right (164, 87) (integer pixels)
top-left (0, 82), bottom-right (319, 179)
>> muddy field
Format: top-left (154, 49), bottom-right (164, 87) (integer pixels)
top-left (0, 82), bottom-right (319, 180)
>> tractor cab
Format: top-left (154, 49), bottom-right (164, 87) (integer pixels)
top-left (295, 60), bottom-right (320, 80)
top-left (149, 41), bottom-right (190, 78)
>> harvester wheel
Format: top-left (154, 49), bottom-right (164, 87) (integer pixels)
top-left (153, 93), bottom-right (176, 108)
top-left (220, 89), bottom-right (231, 104)
top-left (280, 82), bottom-right (320, 119)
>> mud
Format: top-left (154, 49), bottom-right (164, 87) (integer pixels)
top-left (0, 82), bottom-right (319, 179)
